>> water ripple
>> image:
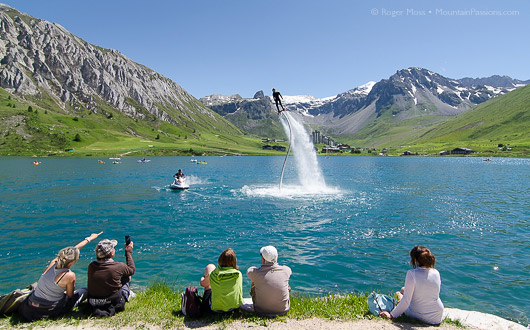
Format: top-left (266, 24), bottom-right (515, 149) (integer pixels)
top-left (0, 156), bottom-right (528, 324)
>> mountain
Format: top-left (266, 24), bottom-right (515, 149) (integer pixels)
top-left (200, 91), bottom-right (284, 138)
top-left (204, 68), bottom-right (527, 142)
top-left (458, 75), bottom-right (529, 89)
top-left (293, 68), bottom-right (526, 136)
top-left (0, 4), bottom-right (259, 155)
top-left (408, 84), bottom-right (530, 155)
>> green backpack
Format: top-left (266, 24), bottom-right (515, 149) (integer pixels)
top-left (0, 284), bottom-right (36, 316)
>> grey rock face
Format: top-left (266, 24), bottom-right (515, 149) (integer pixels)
top-left (0, 6), bottom-right (222, 126)
top-left (200, 92), bottom-right (276, 119)
top-left (200, 91), bottom-right (282, 137)
top-left (458, 75), bottom-right (530, 88)
top-left (204, 68), bottom-right (527, 136)
top-left (253, 90), bottom-right (265, 99)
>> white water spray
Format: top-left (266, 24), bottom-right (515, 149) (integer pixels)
top-left (241, 111), bottom-right (337, 198)
top-left (279, 112), bottom-right (326, 190)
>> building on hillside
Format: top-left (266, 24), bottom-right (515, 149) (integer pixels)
top-left (312, 130), bottom-right (335, 146)
top-left (322, 146), bottom-right (340, 153)
top-left (262, 145), bottom-right (286, 152)
top-left (312, 130), bottom-right (321, 144)
top-left (262, 138), bottom-right (279, 143)
top-left (324, 136), bottom-right (335, 146)
top-left (451, 147), bottom-right (474, 155)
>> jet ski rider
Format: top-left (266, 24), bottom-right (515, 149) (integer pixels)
top-left (174, 169), bottom-right (185, 180)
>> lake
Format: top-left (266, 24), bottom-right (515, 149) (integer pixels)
top-left (0, 156), bottom-right (528, 324)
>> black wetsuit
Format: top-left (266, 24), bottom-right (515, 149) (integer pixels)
top-left (273, 90), bottom-right (285, 112)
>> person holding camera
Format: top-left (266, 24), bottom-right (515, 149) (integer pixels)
top-left (18, 232), bottom-right (103, 321)
top-left (87, 236), bottom-right (135, 317)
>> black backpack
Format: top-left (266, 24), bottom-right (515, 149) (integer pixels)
top-left (181, 286), bottom-right (201, 318)
top-left (0, 284), bottom-right (35, 316)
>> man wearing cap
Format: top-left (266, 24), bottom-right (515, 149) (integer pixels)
top-left (246, 245), bottom-right (292, 316)
top-left (87, 238), bottom-right (135, 317)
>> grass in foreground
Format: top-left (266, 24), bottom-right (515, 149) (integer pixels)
top-left (1, 283), bottom-right (463, 329)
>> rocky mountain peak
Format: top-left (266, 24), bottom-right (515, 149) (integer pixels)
top-left (458, 75), bottom-right (530, 88)
top-left (253, 90), bottom-right (265, 99)
top-left (206, 67), bottom-right (527, 138)
top-left (0, 5), bottom-right (225, 127)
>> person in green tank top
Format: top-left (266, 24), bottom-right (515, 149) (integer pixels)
top-left (200, 248), bottom-right (243, 312)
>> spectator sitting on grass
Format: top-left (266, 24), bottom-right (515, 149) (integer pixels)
top-left (200, 248), bottom-right (243, 313)
top-left (380, 245), bottom-right (444, 325)
top-left (18, 232), bottom-right (102, 321)
top-left (245, 245), bottom-right (292, 316)
top-left (87, 238), bottom-right (135, 317)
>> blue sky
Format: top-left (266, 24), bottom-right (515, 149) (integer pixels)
top-left (4, 0), bottom-right (529, 98)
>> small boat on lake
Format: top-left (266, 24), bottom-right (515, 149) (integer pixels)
top-left (197, 160), bottom-right (207, 165)
top-left (138, 158), bottom-right (151, 163)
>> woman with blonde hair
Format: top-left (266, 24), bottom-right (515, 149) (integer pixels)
top-left (380, 245), bottom-right (444, 324)
top-left (200, 248), bottom-right (243, 313)
top-left (19, 232), bottom-right (102, 321)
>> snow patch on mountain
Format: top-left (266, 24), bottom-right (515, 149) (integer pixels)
top-left (201, 94), bottom-right (242, 107)
top-left (351, 81), bottom-right (376, 95)
top-left (281, 94), bottom-right (336, 105)
top-left (484, 85), bottom-right (505, 94)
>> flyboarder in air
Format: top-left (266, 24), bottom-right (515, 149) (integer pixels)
top-left (272, 88), bottom-right (285, 114)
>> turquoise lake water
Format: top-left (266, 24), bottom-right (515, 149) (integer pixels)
top-left (0, 156), bottom-right (528, 324)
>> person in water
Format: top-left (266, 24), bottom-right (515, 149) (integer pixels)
top-left (246, 245), bottom-right (292, 316)
top-left (200, 248), bottom-right (243, 313)
top-left (18, 232), bottom-right (103, 321)
top-left (272, 88), bottom-right (285, 114)
top-left (380, 245), bottom-right (444, 325)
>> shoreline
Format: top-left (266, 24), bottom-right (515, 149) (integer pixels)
top-left (1, 153), bottom-right (529, 158)
top-left (2, 285), bottom-right (527, 330)
top-left (7, 308), bottom-right (528, 330)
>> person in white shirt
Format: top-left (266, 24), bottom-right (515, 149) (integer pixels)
top-left (380, 245), bottom-right (444, 325)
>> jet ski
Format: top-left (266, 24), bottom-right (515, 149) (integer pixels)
top-left (170, 177), bottom-right (189, 190)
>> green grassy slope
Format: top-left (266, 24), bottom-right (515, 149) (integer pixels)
top-left (341, 112), bottom-right (450, 149)
top-left (401, 84), bottom-right (530, 156)
top-left (0, 89), bottom-right (282, 156)
top-left (226, 112), bottom-right (285, 139)
top-left (341, 86), bottom-right (529, 156)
